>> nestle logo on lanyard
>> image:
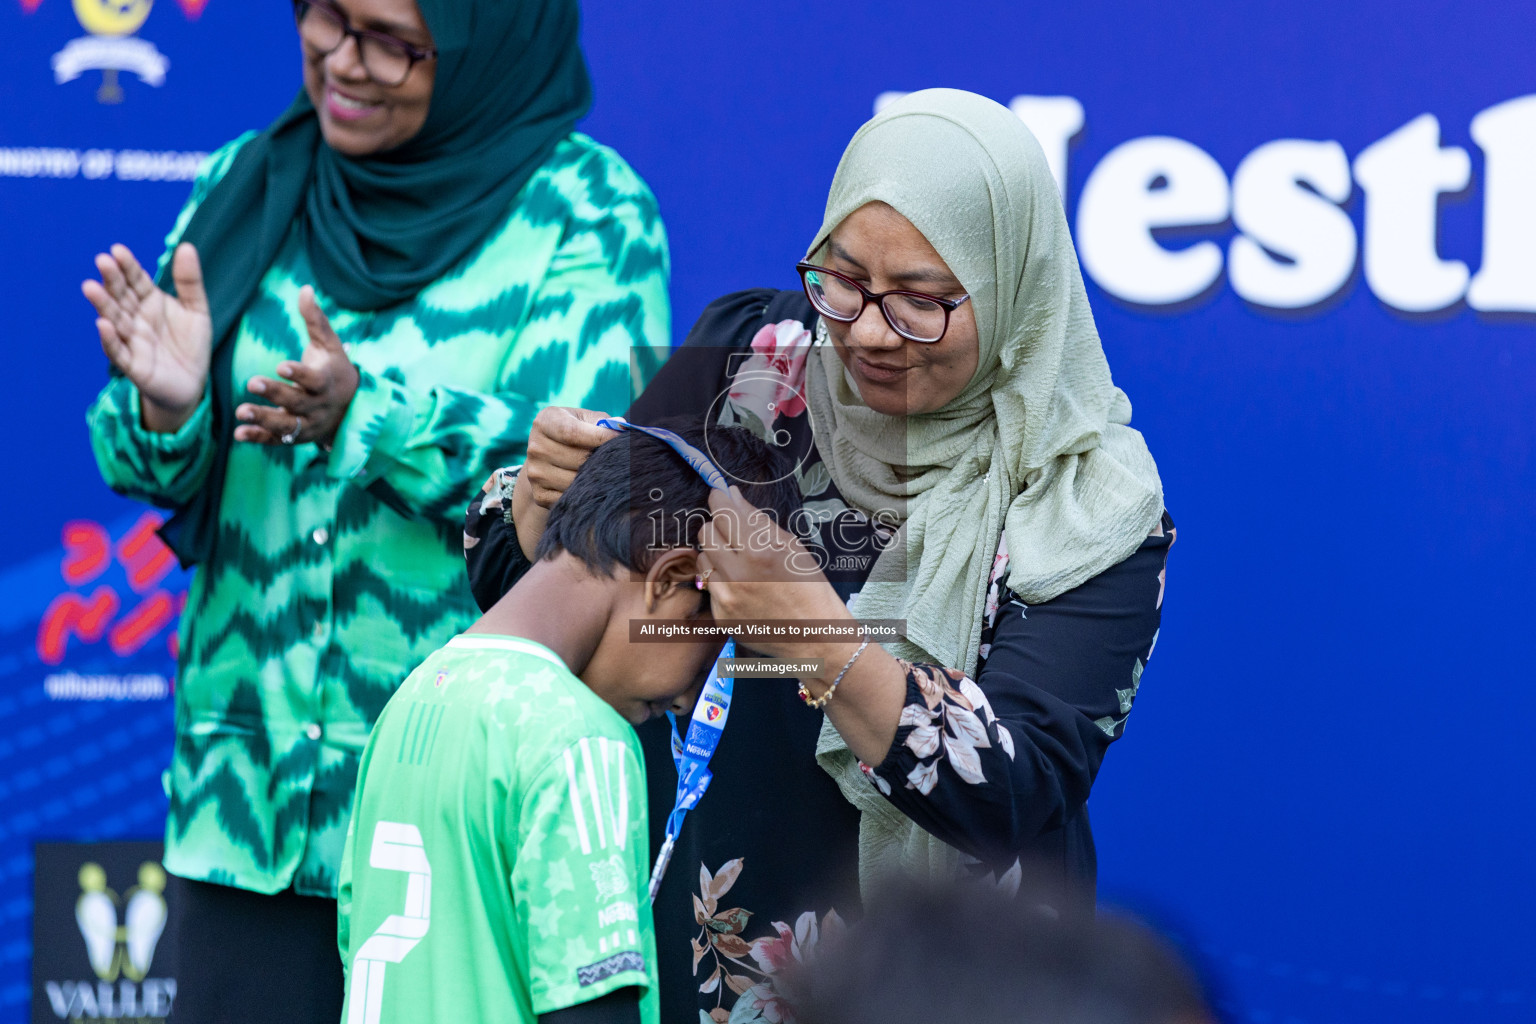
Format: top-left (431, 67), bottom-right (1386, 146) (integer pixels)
top-left (684, 734), bottom-right (718, 760)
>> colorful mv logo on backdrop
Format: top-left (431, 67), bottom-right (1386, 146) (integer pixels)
top-left (21, 0), bottom-right (209, 104)
top-left (37, 512), bottom-right (183, 670)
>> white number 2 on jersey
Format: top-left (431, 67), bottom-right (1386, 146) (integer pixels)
top-left (348, 822), bottom-right (432, 1024)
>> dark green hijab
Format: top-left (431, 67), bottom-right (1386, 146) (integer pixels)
top-left (151, 0), bottom-right (592, 566)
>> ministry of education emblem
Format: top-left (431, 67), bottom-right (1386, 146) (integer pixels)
top-left (47, 0), bottom-right (169, 103)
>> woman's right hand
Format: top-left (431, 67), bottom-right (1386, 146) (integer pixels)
top-left (512, 406), bottom-right (620, 558)
top-left (82, 242), bottom-right (212, 433)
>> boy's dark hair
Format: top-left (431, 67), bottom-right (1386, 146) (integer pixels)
top-left (536, 420), bottom-right (802, 576)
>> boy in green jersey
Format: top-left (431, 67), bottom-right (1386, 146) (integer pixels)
top-left (338, 424), bottom-right (799, 1024)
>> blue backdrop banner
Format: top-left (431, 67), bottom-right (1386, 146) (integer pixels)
top-left (2, 2), bottom-right (1532, 1023)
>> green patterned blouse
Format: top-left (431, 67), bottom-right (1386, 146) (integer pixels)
top-left (86, 131), bottom-right (669, 898)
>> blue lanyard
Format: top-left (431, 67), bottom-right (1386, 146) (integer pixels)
top-left (594, 417), bottom-right (735, 901)
top-left (595, 416), bottom-right (731, 493)
top-left (651, 639), bottom-right (734, 901)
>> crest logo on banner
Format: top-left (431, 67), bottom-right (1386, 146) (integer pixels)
top-left (21, 0), bottom-right (208, 103)
top-left (52, 0), bottom-right (165, 103)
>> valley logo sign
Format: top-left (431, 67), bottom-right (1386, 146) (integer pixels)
top-left (31, 842), bottom-right (177, 1023)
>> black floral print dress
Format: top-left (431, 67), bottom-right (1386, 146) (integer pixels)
top-left (467, 289), bottom-right (1175, 1024)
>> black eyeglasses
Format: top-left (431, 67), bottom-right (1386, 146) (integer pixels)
top-left (796, 261), bottom-right (970, 344)
top-left (293, 0), bottom-right (436, 88)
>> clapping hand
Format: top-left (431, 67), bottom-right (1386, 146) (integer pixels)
top-left (83, 242), bottom-right (211, 433)
top-left (234, 286), bottom-right (360, 447)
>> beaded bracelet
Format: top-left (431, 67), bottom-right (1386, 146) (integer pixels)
top-left (798, 637), bottom-right (870, 710)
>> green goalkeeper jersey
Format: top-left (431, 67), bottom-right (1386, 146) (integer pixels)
top-left (338, 635), bottom-right (659, 1024)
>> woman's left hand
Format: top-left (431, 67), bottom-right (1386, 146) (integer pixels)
top-left (235, 286), bottom-right (360, 447)
top-left (699, 485), bottom-right (906, 760)
top-left (696, 486), bottom-right (850, 659)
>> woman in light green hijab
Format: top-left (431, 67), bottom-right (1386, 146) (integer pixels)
top-left (484, 88), bottom-right (1175, 1023)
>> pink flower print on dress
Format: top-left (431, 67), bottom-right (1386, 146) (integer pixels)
top-left (746, 927), bottom-right (792, 978)
top-left (740, 984), bottom-right (793, 1023)
top-left (727, 320), bottom-right (814, 428)
top-left (744, 910), bottom-right (843, 1022)
top-left (983, 534), bottom-right (1011, 624)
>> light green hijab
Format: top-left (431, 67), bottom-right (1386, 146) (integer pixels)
top-left (807, 89), bottom-right (1164, 888)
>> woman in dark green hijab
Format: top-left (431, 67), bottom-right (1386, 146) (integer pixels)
top-left (81, 2), bottom-right (670, 1020)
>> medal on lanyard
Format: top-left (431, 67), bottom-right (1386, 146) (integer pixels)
top-left (595, 418), bottom-right (736, 901)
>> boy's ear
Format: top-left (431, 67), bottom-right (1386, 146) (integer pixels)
top-left (643, 548), bottom-right (701, 614)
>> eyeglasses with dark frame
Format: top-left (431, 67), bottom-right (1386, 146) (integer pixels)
top-left (795, 261), bottom-right (970, 344)
top-left (293, 0), bottom-right (437, 88)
